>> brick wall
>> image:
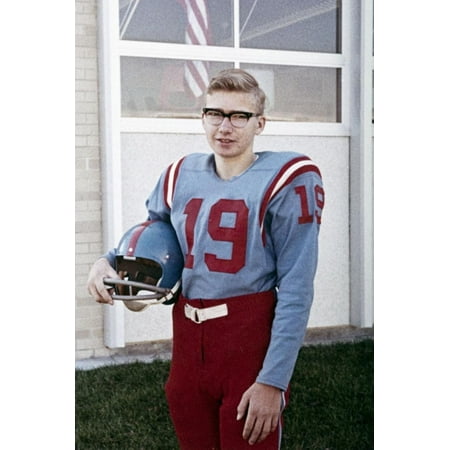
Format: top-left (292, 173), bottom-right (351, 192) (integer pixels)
top-left (75, 0), bottom-right (109, 359)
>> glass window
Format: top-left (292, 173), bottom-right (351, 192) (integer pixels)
top-left (240, 0), bottom-right (341, 53)
top-left (118, 0), bottom-right (343, 123)
top-left (119, 0), bottom-right (233, 46)
top-left (121, 58), bottom-right (340, 123)
top-left (121, 57), bottom-right (233, 118)
top-left (242, 64), bottom-right (341, 122)
top-left (119, 0), bottom-right (340, 52)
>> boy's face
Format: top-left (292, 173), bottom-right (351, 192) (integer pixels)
top-left (202, 90), bottom-right (265, 160)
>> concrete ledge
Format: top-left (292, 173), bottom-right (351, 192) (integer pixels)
top-left (304, 325), bottom-right (374, 346)
top-left (76, 340), bottom-right (172, 371)
top-left (75, 326), bottom-right (373, 371)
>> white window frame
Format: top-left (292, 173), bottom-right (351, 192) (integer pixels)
top-left (102, 0), bottom-right (352, 137)
top-left (349, 0), bottom-right (374, 328)
top-left (97, 0), bottom-right (373, 347)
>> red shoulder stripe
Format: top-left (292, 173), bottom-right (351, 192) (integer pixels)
top-left (259, 157), bottom-right (321, 241)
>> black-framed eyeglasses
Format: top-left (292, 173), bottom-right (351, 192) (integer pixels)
top-left (202, 108), bottom-right (259, 128)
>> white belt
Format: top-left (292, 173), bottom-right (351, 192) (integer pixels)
top-left (184, 303), bottom-right (229, 324)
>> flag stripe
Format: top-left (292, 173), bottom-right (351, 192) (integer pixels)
top-left (186, 0), bottom-right (208, 42)
top-left (185, 60), bottom-right (209, 97)
top-left (182, 0), bottom-right (210, 98)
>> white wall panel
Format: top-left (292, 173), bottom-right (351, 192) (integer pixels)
top-left (120, 133), bottom-right (349, 343)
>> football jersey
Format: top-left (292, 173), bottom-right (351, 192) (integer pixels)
top-left (107, 151), bottom-right (324, 390)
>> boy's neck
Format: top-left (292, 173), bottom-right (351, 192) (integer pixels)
top-left (214, 152), bottom-right (257, 180)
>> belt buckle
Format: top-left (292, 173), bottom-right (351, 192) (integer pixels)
top-left (185, 304), bottom-right (202, 324)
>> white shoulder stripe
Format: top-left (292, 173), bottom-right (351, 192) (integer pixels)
top-left (165, 157), bottom-right (185, 209)
top-left (268, 160), bottom-right (319, 204)
top-left (259, 159), bottom-right (319, 237)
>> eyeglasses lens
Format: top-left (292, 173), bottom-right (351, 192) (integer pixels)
top-left (205, 111), bottom-right (249, 128)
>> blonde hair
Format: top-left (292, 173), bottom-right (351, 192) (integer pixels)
top-left (206, 69), bottom-right (266, 115)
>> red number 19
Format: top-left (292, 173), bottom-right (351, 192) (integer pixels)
top-left (183, 198), bottom-right (249, 274)
top-left (295, 184), bottom-right (324, 224)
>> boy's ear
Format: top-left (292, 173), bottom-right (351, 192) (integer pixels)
top-left (255, 115), bottom-right (266, 135)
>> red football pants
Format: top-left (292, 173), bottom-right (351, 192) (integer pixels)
top-left (165, 290), bottom-right (286, 450)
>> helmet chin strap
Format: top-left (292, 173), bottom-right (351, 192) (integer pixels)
top-left (161, 279), bottom-right (182, 303)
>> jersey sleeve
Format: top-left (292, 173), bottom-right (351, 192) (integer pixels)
top-left (144, 169), bottom-right (172, 222)
top-left (145, 156), bottom-right (186, 222)
top-left (256, 169), bottom-right (324, 391)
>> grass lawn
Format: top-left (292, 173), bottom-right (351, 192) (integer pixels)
top-left (76, 339), bottom-right (373, 449)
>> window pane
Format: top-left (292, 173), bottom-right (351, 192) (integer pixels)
top-left (241, 64), bottom-right (341, 122)
top-left (121, 57), bottom-right (233, 118)
top-left (240, 0), bottom-right (341, 53)
top-left (119, 0), bottom-right (233, 46)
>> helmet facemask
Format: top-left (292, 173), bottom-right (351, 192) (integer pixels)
top-left (112, 257), bottom-right (163, 311)
top-left (103, 220), bottom-right (183, 312)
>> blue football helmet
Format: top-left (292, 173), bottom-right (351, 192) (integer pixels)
top-left (104, 220), bottom-right (184, 312)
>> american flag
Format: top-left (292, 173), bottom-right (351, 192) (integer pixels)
top-left (178, 0), bottom-right (211, 98)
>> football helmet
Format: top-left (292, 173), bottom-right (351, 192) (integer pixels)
top-left (103, 220), bottom-right (184, 312)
